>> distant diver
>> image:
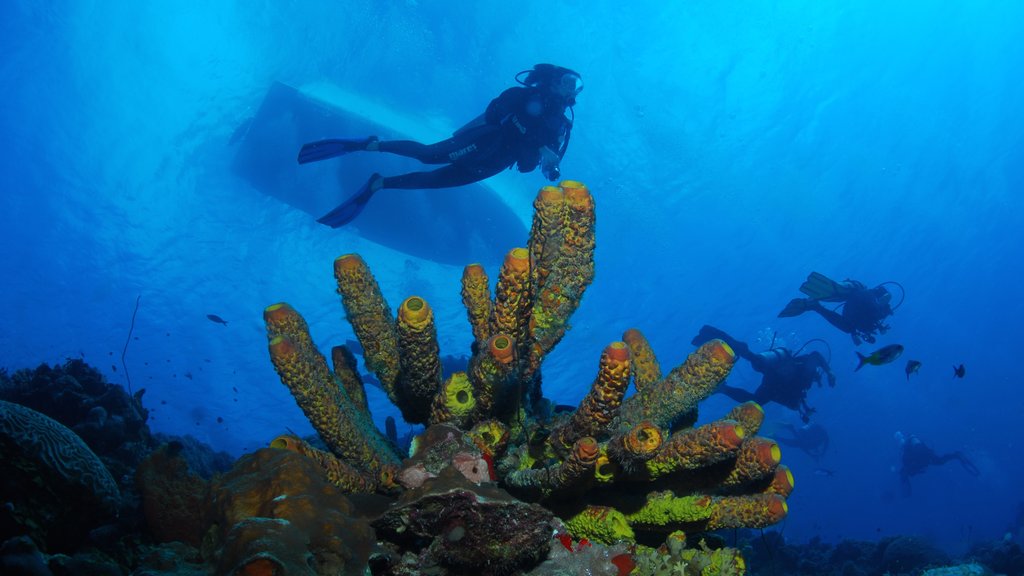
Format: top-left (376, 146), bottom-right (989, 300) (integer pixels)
top-left (894, 431), bottom-right (980, 497)
top-left (298, 63), bottom-right (583, 227)
top-left (778, 272), bottom-right (903, 345)
top-left (774, 421), bottom-right (831, 461)
top-left (691, 325), bottom-right (836, 423)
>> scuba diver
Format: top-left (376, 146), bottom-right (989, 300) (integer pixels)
top-left (691, 325), bottom-right (836, 423)
top-left (778, 271), bottom-right (903, 345)
top-left (774, 421), bottom-right (831, 461)
top-left (894, 431), bottom-right (980, 497)
top-left (297, 63), bottom-right (583, 227)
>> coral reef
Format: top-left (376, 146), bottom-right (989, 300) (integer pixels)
top-left (259, 179), bottom-right (792, 574)
top-left (204, 448), bottom-right (375, 576)
top-left (134, 443), bottom-right (209, 547)
top-left (0, 398), bottom-right (120, 552)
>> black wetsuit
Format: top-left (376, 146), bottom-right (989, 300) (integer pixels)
top-left (377, 86), bottom-right (572, 190)
top-left (899, 436), bottom-right (979, 496)
top-left (808, 284), bottom-right (893, 344)
top-left (693, 325), bottom-right (836, 423)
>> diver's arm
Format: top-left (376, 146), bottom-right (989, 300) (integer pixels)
top-left (807, 351), bottom-right (837, 387)
top-left (484, 87), bottom-right (524, 124)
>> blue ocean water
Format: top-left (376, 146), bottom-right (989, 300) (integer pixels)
top-left (2, 0), bottom-right (1022, 556)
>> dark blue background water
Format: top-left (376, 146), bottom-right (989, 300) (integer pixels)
top-left (3, 1), bottom-right (1022, 554)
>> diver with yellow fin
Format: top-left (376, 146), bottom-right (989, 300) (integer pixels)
top-left (778, 271), bottom-right (903, 345)
top-left (298, 64), bottom-right (583, 227)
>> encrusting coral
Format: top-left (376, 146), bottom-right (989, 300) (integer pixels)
top-left (262, 180), bottom-right (791, 573)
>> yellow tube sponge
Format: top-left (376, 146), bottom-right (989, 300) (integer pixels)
top-left (718, 437), bottom-right (781, 490)
top-left (467, 419), bottom-right (510, 457)
top-left (622, 492), bottom-right (714, 530)
top-left (619, 339), bottom-right (736, 430)
top-left (266, 332), bottom-right (400, 479)
top-left (396, 295), bottom-right (442, 423)
top-left (333, 254), bottom-right (401, 404)
top-left (549, 342), bottom-right (631, 454)
top-left (504, 436), bottom-right (599, 500)
top-left (608, 420), bottom-right (664, 475)
top-left (623, 328), bottom-right (662, 392)
top-left (644, 420), bottom-right (745, 480)
top-left (564, 505), bottom-right (636, 545)
top-left (429, 372), bottom-right (476, 428)
top-left (330, 345), bottom-right (367, 412)
top-left (528, 185), bottom-right (567, 292)
top-left (724, 401), bottom-right (765, 436)
top-left (460, 263), bottom-right (492, 345)
top-left (468, 333), bottom-right (517, 419)
top-left (527, 182), bottom-right (596, 380)
top-left (270, 434), bottom-right (381, 493)
top-left (765, 464), bottom-right (795, 498)
top-left (706, 494), bottom-right (789, 530)
top-left (490, 247), bottom-right (532, 365)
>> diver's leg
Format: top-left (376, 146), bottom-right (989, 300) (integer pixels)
top-left (381, 162), bottom-right (506, 190)
top-left (378, 128), bottom-right (494, 165)
top-left (806, 301), bottom-right (856, 335)
top-left (716, 383), bottom-right (757, 404)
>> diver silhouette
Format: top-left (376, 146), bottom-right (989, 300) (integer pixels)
top-left (778, 271), bottom-right (904, 345)
top-left (298, 63), bottom-right (582, 227)
top-left (895, 431), bottom-right (980, 497)
top-left (691, 325), bottom-right (836, 423)
top-left (774, 421), bottom-right (831, 460)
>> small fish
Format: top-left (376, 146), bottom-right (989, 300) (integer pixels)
top-left (905, 360), bottom-right (922, 381)
top-left (814, 468), bottom-right (836, 477)
top-left (206, 314), bottom-right (229, 326)
top-left (855, 344), bottom-right (904, 371)
top-left (953, 363), bottom-right (966, 378)
top-left (184, 372), bottom-right (193, 380)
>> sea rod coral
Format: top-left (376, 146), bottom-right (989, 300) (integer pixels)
top-left (262, 180), bottom-right (791, 571)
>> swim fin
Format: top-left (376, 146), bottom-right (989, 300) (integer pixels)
top-left (316, 174), bottom-right (383, 228)
top-left (799, 272), bottom-right (850, 301)
top-left (297, 137), bottom-right (377, 164)
top-left (778, 297), bottom-right (813, 318)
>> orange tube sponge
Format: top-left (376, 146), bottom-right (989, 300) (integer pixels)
top-left (527, 182), bottom-right (596, 380)
top-left (505, 436), bottom-right (600, 500)
top-left (608, 420), bottom-right (664, 475)
top-left (396, 296), bottom-right (442, 423)
top-left (266, 333), bottom-right (400, 479)
top-left (429, 372), bottom-right (477, 428)
top-left (331, 345), bottom-right (367, 412)
top-left (719, 437), bottom-right (781, 490)
top-left (468, 333), bottom-right (517, 419)
top-left (333, 254), bottom-right (401, 404)
top-left (490, 248), bottom-right (532, 364)
top-left (622, 328), bottom-right (662, 392)
top-left (724, 401), bottom-right (764, 436)
top-left (264, 302), bottom-right (316, 352)
top-left (706, 494), bottom-right (788, 530)
top-left (765, 464), bottom-right (795, 498)
top-left (460, 264), bottom-right (492, 345)
top-left (619, 339), bottom-right (736, 430)
top-left (644, 420), bottom-right (745, 480)
top-left (549, 342), bottom-right (631, 454)
top-left (270, 434), bottom-right (382, 493)
top-left (528, 185), bottom-right (567, 292)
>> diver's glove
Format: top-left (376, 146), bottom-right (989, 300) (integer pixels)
top-left (539, 146), bottom-right (561, 181)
